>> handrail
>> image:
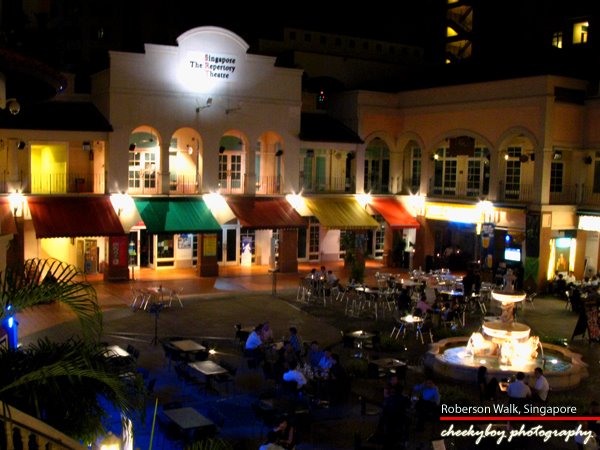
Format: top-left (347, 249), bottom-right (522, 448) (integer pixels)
top-left (0, 401), bottom-right (86, 450)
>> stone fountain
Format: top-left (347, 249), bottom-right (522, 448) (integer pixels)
top-left (424, 269), bottom-right (588, 390)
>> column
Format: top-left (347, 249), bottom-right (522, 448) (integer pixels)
top-left (355, 144), bottom-right (366, 193)
top-left (160, 142), bottom-right (170, 195)
top-left (413, 216), bottom-right (433, 271)
top-left (197, 233), bottom-right (219, 277)
top-left (278, 229), bottom-right (298, 273)
top-left (574, 229), bottom-right (587, 279)
top-left (245, 136), bottom-right (256, 195)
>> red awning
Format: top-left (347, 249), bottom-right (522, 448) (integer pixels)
top-left (0, 198), bottom-right (17, 235)
top-left (225, 197), bottom-right (307, 229)
top-left (370, 197), bottom-right (420, 229)
top-left (27, 196), bottom-right (125, 238)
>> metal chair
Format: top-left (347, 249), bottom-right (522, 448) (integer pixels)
top-left (168, 287), bottom-right (184, 308)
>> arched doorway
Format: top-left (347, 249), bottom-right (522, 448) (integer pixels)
top-left (128, 126), bottom-right (162, 194)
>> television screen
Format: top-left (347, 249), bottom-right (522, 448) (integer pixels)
top-left (505, 247), bottom-right (521, 262)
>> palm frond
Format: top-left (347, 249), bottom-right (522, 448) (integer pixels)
top-left (0, 258), bottom-right (102, 340)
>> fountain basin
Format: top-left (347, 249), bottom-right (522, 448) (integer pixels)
top-left (424, 337), bottom-right (588, 391)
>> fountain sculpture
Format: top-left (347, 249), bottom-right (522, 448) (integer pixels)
top-left (424, 269), bottom-right (588, 390)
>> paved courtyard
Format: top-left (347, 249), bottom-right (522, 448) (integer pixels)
top-left (16, 266), bottom-right (600, 450)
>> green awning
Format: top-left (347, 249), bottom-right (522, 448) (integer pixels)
top-left (133, 197), bottom-right (221, 234)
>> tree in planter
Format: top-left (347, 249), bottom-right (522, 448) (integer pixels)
top-left (341, 232), bottom-right (366, 283)
top-left (0, 258), bottom-right (145, 443)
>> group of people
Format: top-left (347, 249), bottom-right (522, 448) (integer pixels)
top-left (477, 365), bottom-right (550, 405)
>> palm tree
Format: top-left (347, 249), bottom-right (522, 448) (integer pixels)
top-left (0, 258), bottom-right (102, 342)
top-left (0, 258), bottom-right (145, 443)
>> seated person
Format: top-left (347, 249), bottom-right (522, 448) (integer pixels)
top-left (507, 371), bottom-right (531, 406)
top-left (259, 430), bottom-right (286, 450)
top-left (530, 367), bottom-right (550, 404)
top-left (273, 417), bottom-right (296, 450)
top-left (326, 270), bottom-right (338, 285)
top-left (555, 274), bottom-right (567, 299)
top-left (260, 321), bottom-right (274, 344)
top-left (565, 271), bottom-right (577, 286)
top-left (416, 295), bottom-right (433, 316)
top-left (413, 379), bottom-right (440, 430)
top-left (307, 341), bottom-right (324, 368)
top-left (318, 349), bottom-right (334, 372)
top-left (396, 288), bottom-right (412, 313)
top-left (282, 360), bottom-right (307, 390)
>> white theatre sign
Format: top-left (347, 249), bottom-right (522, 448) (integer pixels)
top-left (186, 51), bottom-right (238, 80)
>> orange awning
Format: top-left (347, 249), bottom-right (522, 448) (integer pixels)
top-left (226, 197), bottom-right (307, 229)
top-left (0, 198), bottom-right (17, 235)
top-left (28, 196), bottom-right (125, 238)
top-left (370, 197), bottom-right (420, 229)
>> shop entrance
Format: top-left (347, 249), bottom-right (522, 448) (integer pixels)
top-left (218, 225), bottom-right (238, 265)
top-left (76, 239), bottom-right (98, 274)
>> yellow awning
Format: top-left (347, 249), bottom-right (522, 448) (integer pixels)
top-left (304, 197), bottom-right (379, 230)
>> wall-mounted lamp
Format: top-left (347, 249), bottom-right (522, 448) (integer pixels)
top-left (0, 98), bottom-right (21, 115)
top-left (129, 143), bottom-right (136, 151)
top-left (82, 141), bottom-right (92, 151)
top-left (187, 145), bottom-right (194, 155)
top-left (584, 155), bottom-right (593, 165)
top-left (17, 141), bottom-right (26, 150)
top-left (519, 154), bottom-right (529, 163)
top-left (196, 97), bottom-right (213, 113)
top-left (219, 146), bottom-right (226, 154)
top-left (110, 192), bottom-right (132, 217)
top-left (8, 191), bottom-right (24, 218)
top-left (275, 149), bottom-right (284, 157)
top-left (553, 151), bottom-right (562, 161)
top-left (503, 153), bottom-right (509, 161)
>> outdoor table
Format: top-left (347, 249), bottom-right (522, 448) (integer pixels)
top-left (369, 357), bottom-right (406, 370)
top-left (346, 331), bottom-right (375, 358)
top-left (171, 339), bottom-right (206, 353)
top-left (171, 339), bottom-right (207, 360)
top-left (398, 315), bottom-right (425, 343)
top-left (163, 407), bottom-right (216, 440)
top-left (104, 345), bottom-right (130, 358)
top-left (188, 360), bottom-right (228, 392)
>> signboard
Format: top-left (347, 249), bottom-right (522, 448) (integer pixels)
top-left (186, 51), bottom-right (238, 81)
top-left (203, 234), bottom-right (217, 257)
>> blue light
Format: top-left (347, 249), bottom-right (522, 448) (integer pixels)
top-left (7, 317), bottom-right (13, 328)
top-left (505, 235), bottom-right (511, 243)
top-left (6, 305), bottom-right (11, 311)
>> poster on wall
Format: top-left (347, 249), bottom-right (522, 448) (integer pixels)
top-left (481, 223), bottom-right (494, 269)
top-left (178, 234), bottom-right (192, 249)
top-left (203, 234), bottom-right (217, 257)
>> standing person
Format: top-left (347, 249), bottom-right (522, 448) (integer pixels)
top-left (530, 367), bottom-right (550, 404)
top-left (288, 326), bottom-right (303, 356)
top-left (477, 366), bottom-right (499, 402)
top-left (307, 341), bottom-right (324, 368)
top-left (260, 321), bottom-right (274, 344)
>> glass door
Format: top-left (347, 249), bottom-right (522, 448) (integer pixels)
top-left (218, 152), bottom-right (243, 193)
top-left (219, 225), bottom-right (238, 265)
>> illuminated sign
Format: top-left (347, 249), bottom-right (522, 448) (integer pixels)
top-left (425, 204), bottom-right (482, 223)
top-left (187, 51), bottom-right (238, 81)
top-left (578, 215), bottom-right (600, 232)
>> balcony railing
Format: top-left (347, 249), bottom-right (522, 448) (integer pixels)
top-left (0, 401), bottom-right (86, 450)
top-left (169, 174), bottom-right (198, 194)
top-left (299, 175), bottom-right (355, 193)
top-left (256, 175), bottom-right (283, 195)
top-left (218, 174), bottom-right (245, 194)
top-left (428, 179), bottom-right (488, 199)
top-left (549, 184), bottom-right (578, 204)
top-left (497, 182), bottom-right (534, 203)
top-left (28, 172), bottom-right (105, 194)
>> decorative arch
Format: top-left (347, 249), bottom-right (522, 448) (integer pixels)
top-left (428, 129), bottom-right (493, 199)
top-left (398, 132), bottom-right (426, 194)
top-left (256, 131), bottom-right (285, 194)
top-left (169, 127), bottom-right (203, 194)
top-left (496, 126), bottom-right (539, 151)
top-left (364, 135), bottom-right (392, 194)
top-left (128, 125), bottom-right (163, 194)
